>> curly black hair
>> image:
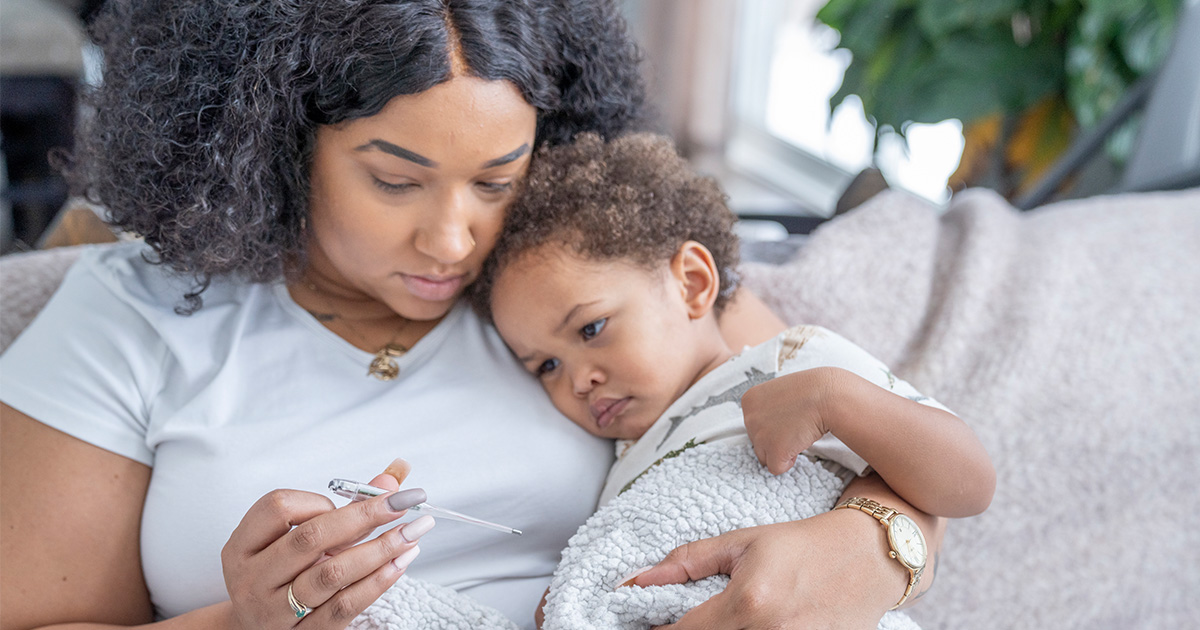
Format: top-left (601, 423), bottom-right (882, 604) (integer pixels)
top-left (62, 0), bottom-right (653, 311)
top-left (471, 132), bottom-right (740, 318)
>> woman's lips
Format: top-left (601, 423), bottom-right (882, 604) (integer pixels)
top-left (401, 273), bottom-right (466, 302)
top-left (591, 397), bottom-right (631, 430)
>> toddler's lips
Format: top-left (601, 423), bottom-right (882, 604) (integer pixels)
top-left (591, 397), bottom-right (631, 430)
top-left (401, 273), bottom-right (466, 302)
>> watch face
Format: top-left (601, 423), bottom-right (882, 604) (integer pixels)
top-left (888, 514), bottom-right (927, 568)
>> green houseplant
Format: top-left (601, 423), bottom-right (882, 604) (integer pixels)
top-left (817, 0), bottom-right (1182, 198)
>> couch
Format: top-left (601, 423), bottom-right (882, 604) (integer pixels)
top-left (2, 186), bottom-right (1197, 628)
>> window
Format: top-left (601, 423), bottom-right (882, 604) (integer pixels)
top-left (728, 0), bottom-right (965, 214)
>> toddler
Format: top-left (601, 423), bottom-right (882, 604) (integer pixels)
top-left (471, 133), bottom-right (994, 630)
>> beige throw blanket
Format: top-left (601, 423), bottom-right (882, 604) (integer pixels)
top-left (739, 187), bottom-right (1200, 629)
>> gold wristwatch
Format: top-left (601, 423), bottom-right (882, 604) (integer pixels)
top-left (834, 497), bottom-right (928, 610)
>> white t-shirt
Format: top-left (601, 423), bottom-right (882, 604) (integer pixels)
top-left (0, 242), bottom-right (611, 628)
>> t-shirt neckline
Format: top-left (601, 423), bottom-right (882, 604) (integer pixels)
top-left (270, 281), bottom-right (466, 371)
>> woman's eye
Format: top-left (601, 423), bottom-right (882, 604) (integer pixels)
top-left (580, 318), bottom-right (607, 341)
top-left (477, 181), bottom-right (514, 194)
top-left (372, 178), bottom-right (415, 193)
top-left (535, 358), bottom-right (560, 377)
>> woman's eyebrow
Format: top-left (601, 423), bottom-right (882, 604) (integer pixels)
top-left (355, 139), bottom-right (437, 167)
top-left (353, 141), bottom-right (529, 170)
top-left (481, 144), bottom-right (530, 168)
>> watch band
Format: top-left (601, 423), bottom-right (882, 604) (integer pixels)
top-left (834, 497), bottom-right (922, 610)
top-left (837, 496), bottom-right (898, 522)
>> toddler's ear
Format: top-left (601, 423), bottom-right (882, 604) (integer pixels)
top-left (671, 241), bottom-right (720, 320)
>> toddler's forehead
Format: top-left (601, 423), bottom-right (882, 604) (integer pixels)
top-left (501, 244), bottom-right (661, 287)
top-left (491, 244), bottom-right (660, 313)
top-left (499, 242), bottom-right (587, 281)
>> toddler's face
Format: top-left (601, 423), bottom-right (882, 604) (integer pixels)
top-left (490, 245), bottom-right (718, 440)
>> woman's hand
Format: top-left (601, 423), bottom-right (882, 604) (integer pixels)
top-left (628, 475), bottom-right (943, 629)
top-left (221, 472), bottom-right (429, 629)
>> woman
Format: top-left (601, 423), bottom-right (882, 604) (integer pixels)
top-left (0, 1), bottom-right (944, 629)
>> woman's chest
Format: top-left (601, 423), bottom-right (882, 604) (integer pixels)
top-left (137, 340), bottom-right (611, 618)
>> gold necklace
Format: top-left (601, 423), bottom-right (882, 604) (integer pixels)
top-left (302, 281), bottom-right (412, 381)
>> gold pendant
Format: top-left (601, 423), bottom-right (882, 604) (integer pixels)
top-left (367, 343), bottom-right (408, 381)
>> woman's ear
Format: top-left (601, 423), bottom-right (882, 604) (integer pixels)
top-left (670, 241), bottom-right (721, 320)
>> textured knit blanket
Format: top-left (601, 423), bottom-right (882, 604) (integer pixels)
top-left (737, 187), bottom-right (1200, 629)
top-left (350, 577), bottom-right (519, 630)
top-left (539, 439), bottom-right (918, 630)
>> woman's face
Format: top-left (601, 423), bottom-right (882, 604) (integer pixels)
top-left (306, 76), bottom-right (537, 321)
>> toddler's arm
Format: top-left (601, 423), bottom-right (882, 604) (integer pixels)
top-left (743, 366), bottom-right (995, 518)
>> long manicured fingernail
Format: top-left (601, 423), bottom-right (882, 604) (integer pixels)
top-left (615, 565), bottom-right (653, 588)
top-left (400, 515), bottom-right (436, 543)
top-left (392, 545), bottom-right (421, 571)
top-left (387, 488), bottom-right (427, 512)
top-left (384, 458), bottom-right (412, 484)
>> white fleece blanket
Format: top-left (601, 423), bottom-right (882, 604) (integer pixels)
top-left (539, 440), bottom-right (918, 630)
top-left (350, 577), bottom-right (520, 630)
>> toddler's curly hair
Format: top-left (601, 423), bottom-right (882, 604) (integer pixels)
top-left (472, 132), bottom-right (740, 316)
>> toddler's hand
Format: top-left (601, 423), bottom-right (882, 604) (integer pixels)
top-left (742, 367), bottom-right (843, 475)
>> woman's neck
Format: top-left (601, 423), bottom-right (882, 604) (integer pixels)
top-left (286, 277), bottom-right (443, 354)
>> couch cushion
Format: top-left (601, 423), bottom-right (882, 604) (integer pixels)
top-left (0, 243), bottom-right (94, 353)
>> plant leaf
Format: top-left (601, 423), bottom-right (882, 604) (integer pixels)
top-left (1066, 37), bottom-right (1130, 127)
top-left (818, 0), bottom-right (905, 59)
top-left (915, 0), bottom-right (1023, 40)
top-left (873, 25), bottom-right (1063, 129)
top-left (1117, 4), bottom-right (1178, 73)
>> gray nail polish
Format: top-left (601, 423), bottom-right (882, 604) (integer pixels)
top-left (388, 488), bottom-right (428, 512)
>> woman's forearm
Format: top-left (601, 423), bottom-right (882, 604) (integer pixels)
top-left (30, 604), bottom-right (234, 630)
top-left (838, 473), bottom-right (946, 607)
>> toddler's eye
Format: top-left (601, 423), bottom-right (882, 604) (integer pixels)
top-left (536, 358), bottom-right (561, 377)
top-left (580, 318), bottom-right (607, 341)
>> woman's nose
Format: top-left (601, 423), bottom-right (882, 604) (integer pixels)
top-left (415, 190), bottom-right (477, 264)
